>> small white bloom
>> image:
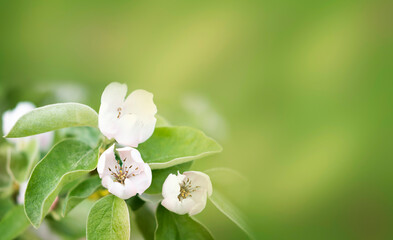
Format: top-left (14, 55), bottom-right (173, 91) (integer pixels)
top-left (98, 82), bottom-right (157, 147)
top-left (2, 102), bottom-right (53, 151)
top-left (161, 171), bottom-right (213, 216)
top-left (97, 144), bottom-right (152, 199)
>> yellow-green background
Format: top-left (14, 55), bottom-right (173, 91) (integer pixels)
top-left (0, 0), bottom-right (392, 239)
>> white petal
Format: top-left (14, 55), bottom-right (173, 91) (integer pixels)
top-left (115, 114), bottom-right (156, 147)
top-left (98, 82), bottom-right (127, 139)
top-left (130, 148), bottom-right (143, 163)
top-left (123, 89), bottom-right (157, 116)
top-left (128, 163), bottom-right (152, 194)
top-left (116, 146), bottom-right (133, 168)
top-left (108, 182), bottom-right (126, 199)
top-left (162, 197), bottom-right (195, 215)
top-left (180, 197), bottom-right (197, 214)
top-left (162, 174), bottom-right (182, 199)
top-left (176, 172), bottom-right (187, 184)
top-left (184, 171), bottom-right (213, 196)
top-left (108, 180), bottom-right (137, 199)
top-left (188, 191), bottom-right (208, 216)
top-left (102, 176), bottom-right (113, 189)
top-left (100, 82), bottom-right (128, 110)
top-left (161, 197), bottom-right (184, 214)
top-left (97, 145), bottom-right (117, 178)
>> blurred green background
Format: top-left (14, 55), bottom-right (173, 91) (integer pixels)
top-left (1, 0), bottom-right (392, 239)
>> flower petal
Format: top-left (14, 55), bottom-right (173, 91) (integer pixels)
top-left (162, 173), bottom-right (182, 199)
top-left (130, 148), bottom-right (143, 163)
top-left (161, 197), bottom-right (183, 214)
top-left (98, 82), bottom-right (127, 139)
top-left (184, 171), bottom-right (213, 196)
top-left (162, 197), bottom-right (196, 215)
top-left (188, 191), bottom-right (208, 216)
top-left (123, 89), bottom-right (157, 116)
top-left (101, 175), bottom-right (113, 189)
top-left (107, 179), bottom-right (138, 199)
top-left (128, 163), bottom-right (152, 194)
top-left (115, 113), bottom-right (156, 147)
top-left (97, 145), bottom-right (117, 178)
top-left (116, 146), bottom-right (133, 168)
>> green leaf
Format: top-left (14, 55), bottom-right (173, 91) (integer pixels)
top-left (155, 204), bottom-right (214, 240)
top-left (138, 127), bottom-right (222, 169)
top-left (5, 103), bottom-right (98, 138)
top-left (87, 195), bottom-right (130, 240)
top-left (125, 195), bottom-right (145, 211)
top-left (55, 126), bottom-right (102, 148)
top-left (209, 192), bottom-right (254, 239)
top-left (130, 203), bottom-right (156, 240)
top-left (145, 161), bottom-right (193, 194)
top-left (24, 139), bottom-right (99, 228)
top-left (205, 168), bottom-right (254, 239)
top-left (63, 175), bottom-right (101, 216)
top-left (0, 205), bottom-right (30, 240)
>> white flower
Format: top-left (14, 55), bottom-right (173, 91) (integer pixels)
top-left (161, 171), bottom-right (213, 216)
top-left (97, 144), bottom-right (152, 199)
top-left (98, 82), bottom-right (157, 147)
top-left (2, 102), bottom-right (53, 151)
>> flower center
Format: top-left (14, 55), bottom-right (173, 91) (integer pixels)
top-left (178, 178), bottom-right (199, 201)
top-left (108, 158), bottom-right (140, 185)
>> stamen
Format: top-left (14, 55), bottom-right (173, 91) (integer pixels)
top-left (177, 178), bottom-right (199, 201)
top-left (108, 159), bottom-right (143, 185)
top-left (117, 107), bottom-right (122, 118)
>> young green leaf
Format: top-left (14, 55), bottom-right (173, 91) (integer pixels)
top-left (145, 161), bottom-right (193, 194)
top-left (155, 204), bottom-right (214, 240)
top-left (5, 103), bottom-right (98, 138)
top-left (0, 205), bottom-right (30, 240)
top-left (138, 127), bottom-right (222, 169)
top-left (87, 195), bottom-right (130, 240)
top-left (205, 168), bottom-right (254, 239)
top-left (24, 139), bottom-right (99, 228)
top-left (63, 175), bottom-right (102, 216)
